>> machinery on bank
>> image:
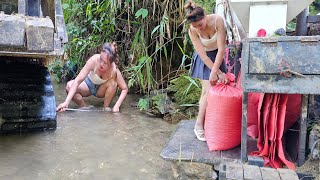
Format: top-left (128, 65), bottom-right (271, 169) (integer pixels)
top-left (0, 0), bottom-right (67, 133)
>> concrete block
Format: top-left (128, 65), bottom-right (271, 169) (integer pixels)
top-left (277, 168), bottom-right (299, 180)
top-left (243, 164), bottom-right (262, 180)
top-left (0, 13), bottom-right (25, 47)
top-left (226, 162), bottom-right (244, 180)
top-left (260, 167), bottom-right (281, 180)
top-left (26, 16), bottom-right (54, 52)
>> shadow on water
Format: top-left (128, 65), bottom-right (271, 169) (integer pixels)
top-left (0, 80), bottom-right (177, 180)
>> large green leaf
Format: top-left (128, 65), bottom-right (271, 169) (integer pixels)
top-left (135, 8), bottom-right (148, 19)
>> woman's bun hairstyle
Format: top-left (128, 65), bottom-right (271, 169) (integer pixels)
top-left (184, 0), bottom-right (205, 23)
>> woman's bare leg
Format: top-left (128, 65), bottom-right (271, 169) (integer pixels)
top-left (96, 81), bottom-right (117, 108)
top-left (66, 80), bottom-right (91, 107)
top-left (195, 80), bottom-right (210, 130)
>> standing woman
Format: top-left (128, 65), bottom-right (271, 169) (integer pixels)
top-left (185, 0), bottom-right (228, 141)
top-left (56, 42), bottom-right (128, 113)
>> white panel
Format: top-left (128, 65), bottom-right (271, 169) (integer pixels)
top-left (249, 4), bottom-right (287, 37)
top-left (230, 0), bottom-right (314, 35)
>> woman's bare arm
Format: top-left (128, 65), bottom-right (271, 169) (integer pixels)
top-left (112, 69), bottom-right (128, 112)
top-left (56, 55), bottom-right (96, 111)
top-left (211, 15), bottom-right (226, 74)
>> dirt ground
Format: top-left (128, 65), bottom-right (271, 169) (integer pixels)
top-left (297, 158), bottom-right (320, 180)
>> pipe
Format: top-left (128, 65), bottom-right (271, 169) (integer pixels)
top-left (296, 7), bottom-right (309, 36)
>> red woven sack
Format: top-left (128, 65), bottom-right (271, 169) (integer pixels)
top-left (205, 73), bottom-right (242, 151)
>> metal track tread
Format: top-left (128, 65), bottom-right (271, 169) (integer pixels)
top-left (0, 59), bottom-right (56, 133)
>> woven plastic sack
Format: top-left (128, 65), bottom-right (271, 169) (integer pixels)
top-left (205, 73), bottom-right (242, 151)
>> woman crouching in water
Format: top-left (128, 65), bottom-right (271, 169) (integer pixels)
top-left (56, 42), bottom-right (128, 113)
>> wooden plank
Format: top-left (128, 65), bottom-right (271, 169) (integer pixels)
top-left (298, 95), bottom-right (308, 166)
top-left (277, 168), bottom-right (299, 180)
top-left (226, 162), bottom-right (244, 180)
top-left (241, 92), bottom-right (248, 162)
top-left (243, 74), bottom-right (320, 94)
top-left (307, 15), bottom-right (320, 23)
top-left (248, 40), bottom-right (320, 74)
top-left (260, 167), bottom-right (281, 180)
top-left (160, 120), bottom-right (223, 165)
top-left (243, 165), bottom-right (262, 180)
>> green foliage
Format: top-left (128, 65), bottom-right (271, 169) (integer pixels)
top-left (310, 1), bottom-right (320, 15)
top-left (61, 0), bottom-right (116, 71)
top-left (135, 8), bottom-right (148, 19)
top-left (194, 0), bottom-right (216, 14)
top-left (168, 75), bottom-right (201, 106)
top-left (137, 98), bottom-right (149, 111)
top-left (151, 93), bottom-right (171, 115)
top-left (48, 59), bottom-right (63, 83)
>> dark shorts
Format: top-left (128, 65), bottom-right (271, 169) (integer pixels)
top-left (190, 49), bottom-right (227, 80)
top-left (84, 76), bottom-right (100, 96)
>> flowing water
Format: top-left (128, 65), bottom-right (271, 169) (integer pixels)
top-left (0, 81), bottom-right (177, 180)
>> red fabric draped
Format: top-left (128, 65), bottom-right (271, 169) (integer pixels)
top-left (251, 93), bottom-right (296, 169)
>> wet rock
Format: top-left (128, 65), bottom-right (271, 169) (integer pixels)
top-left (171, 162), bottom-right (217, 180)
top-left (164, 112), bottom-right (186, 124)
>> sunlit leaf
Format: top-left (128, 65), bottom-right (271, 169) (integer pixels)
top-left (151, 25), bottom-right (161, 36)
top-left (62, 4), bottom-right (70, 9)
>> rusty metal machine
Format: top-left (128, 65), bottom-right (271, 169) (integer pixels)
top-left (240, 36), bottom-right (320, 166)
top-left (0, 0), bottom-right (67, 133)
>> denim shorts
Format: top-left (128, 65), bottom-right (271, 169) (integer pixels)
top-left (84, 76), bottom-right (100, 96)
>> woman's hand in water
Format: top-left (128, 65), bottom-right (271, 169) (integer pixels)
top-left (112, 106), bottom-right (120, 113)
top-left (56, 101), bottom-right (68, 112)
